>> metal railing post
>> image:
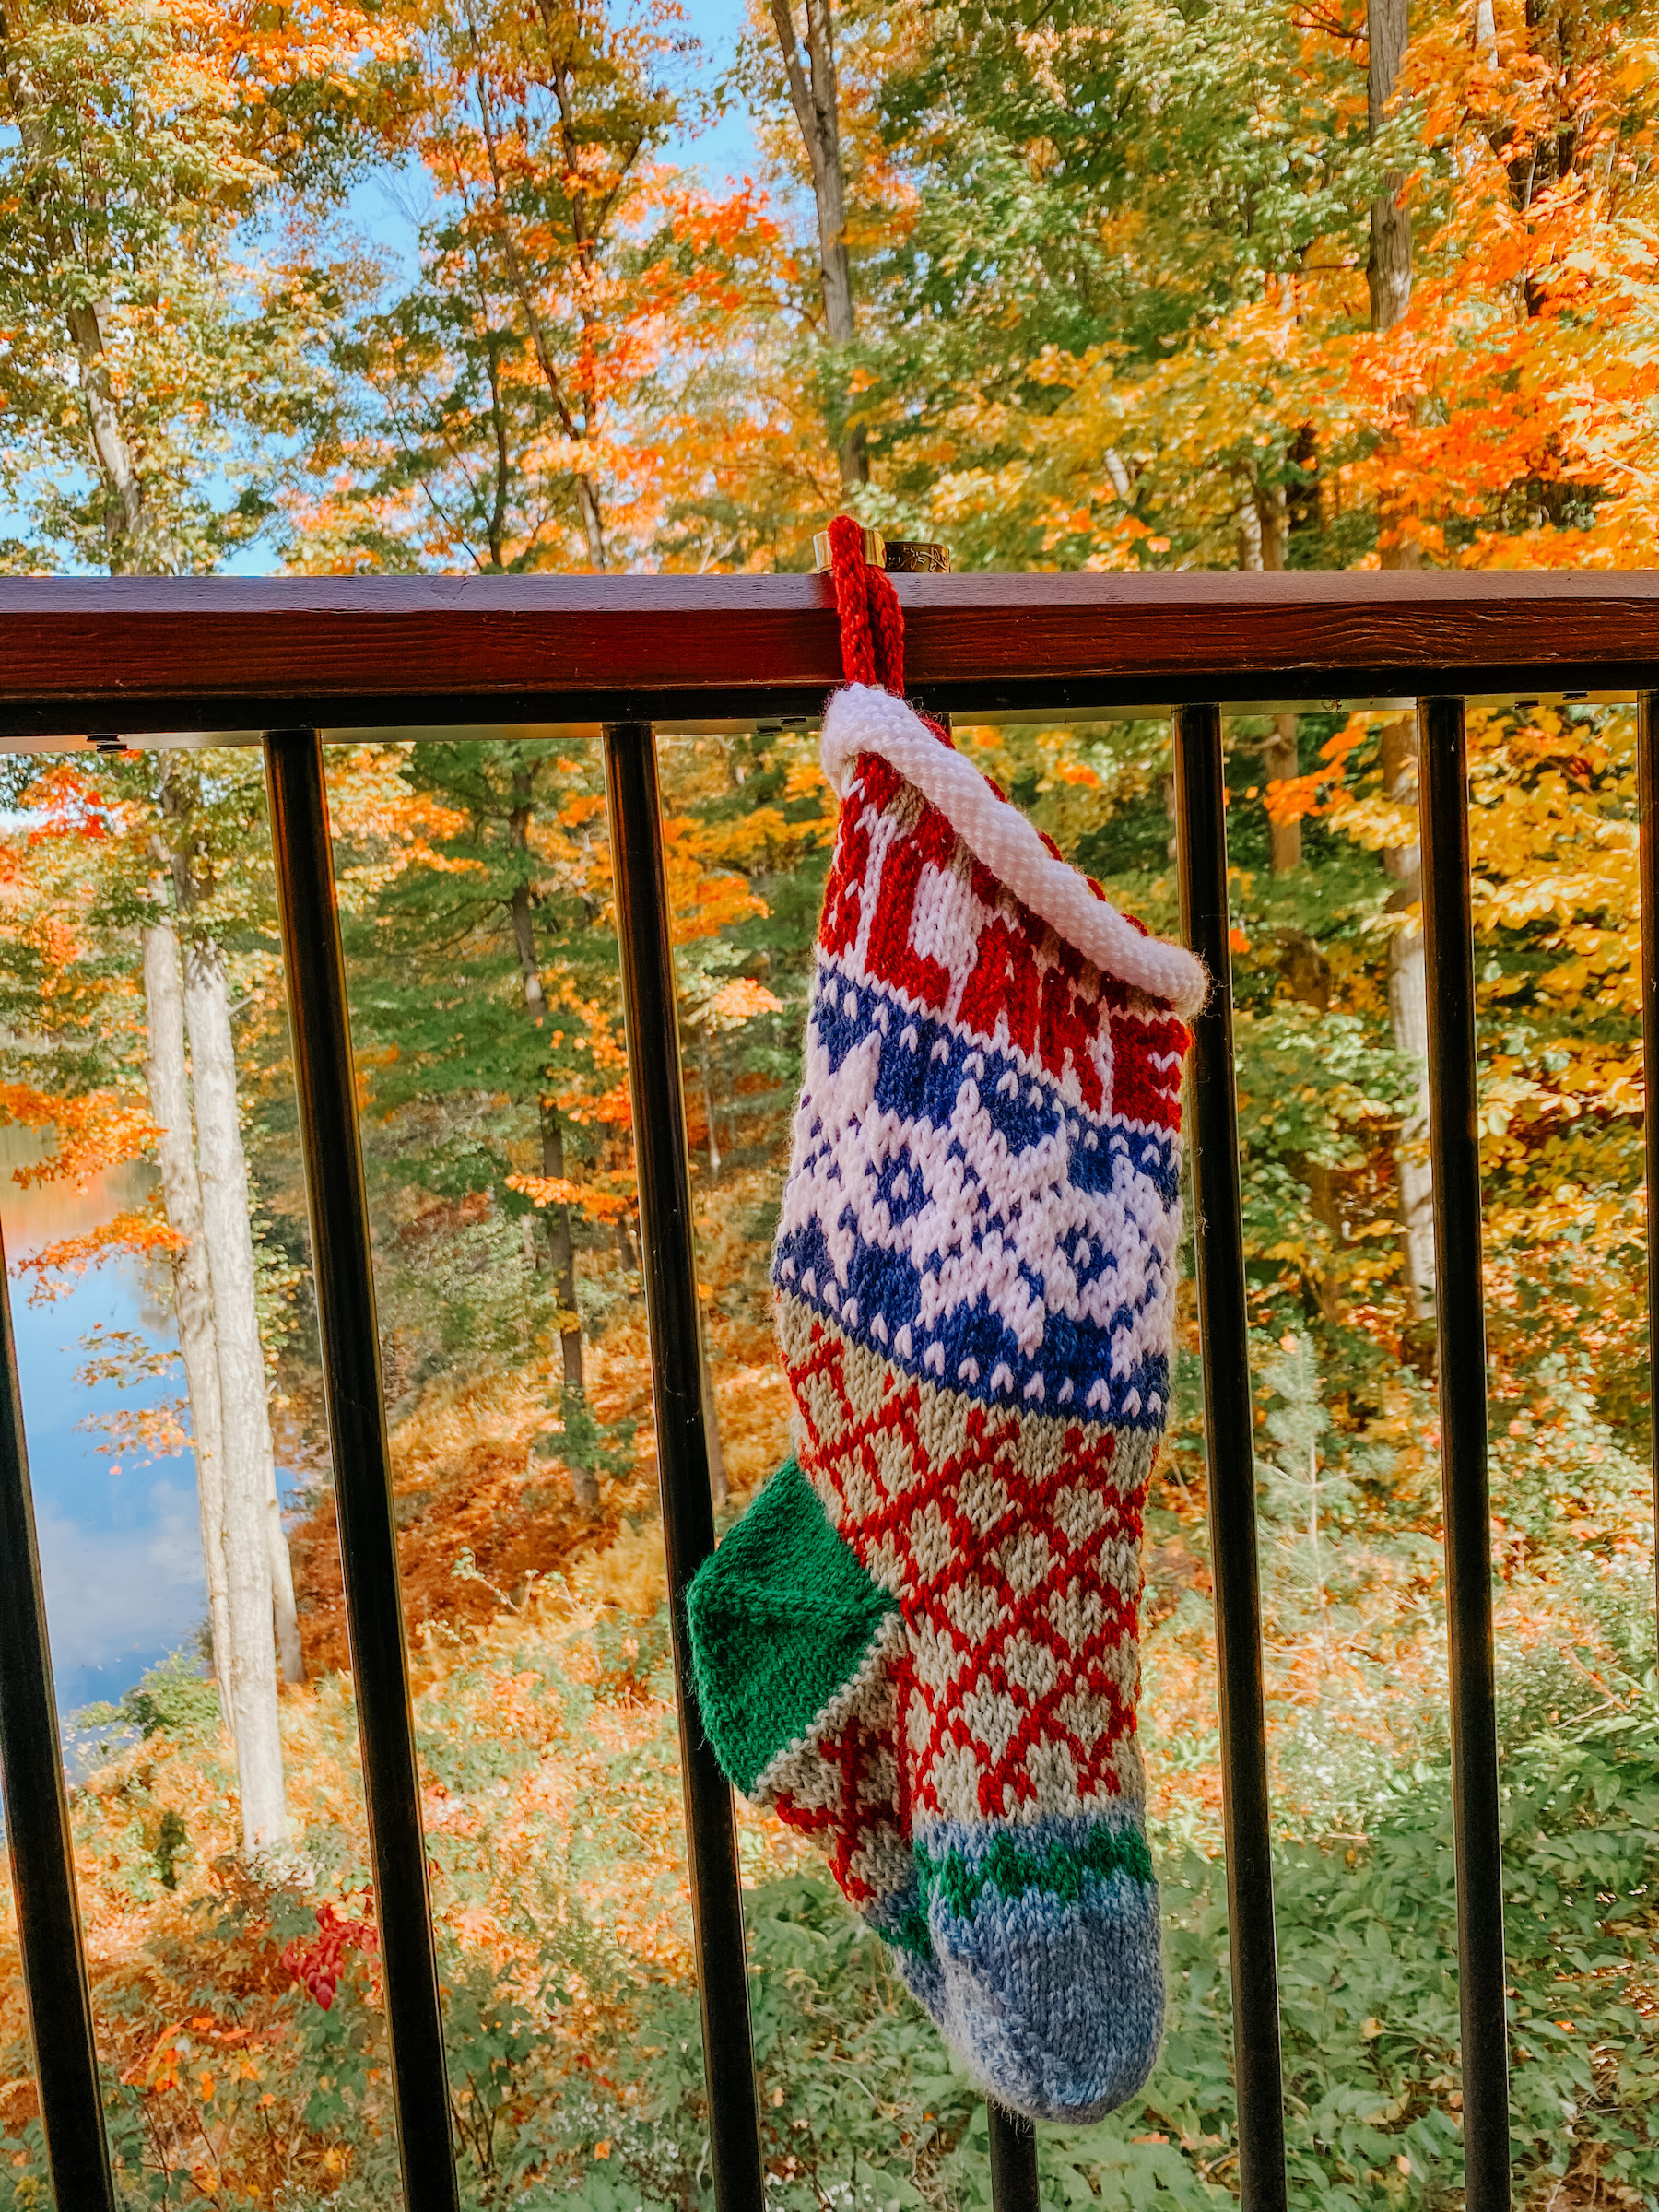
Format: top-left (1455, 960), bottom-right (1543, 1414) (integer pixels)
top-left (0, 1215), bottom-right (118, 2209)
top-left (935, 694), bottom-right (1043, 2212)
top-left (1171, 702), bottom-right (1289, 2212)
top-left (1418, 695), bottom-right (1512, 2210)
top-left (263, 726), bottom-right (462, 2210)
top-left (988, 2102), bottom-right (1041, 2212)
top-left (601, 720), bottom-right (765, 2212)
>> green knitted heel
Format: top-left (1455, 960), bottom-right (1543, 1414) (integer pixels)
top-left (687, 1457), bottom-right (898, 1794)
top-left (686, 1458), bottom-right (938, 1989)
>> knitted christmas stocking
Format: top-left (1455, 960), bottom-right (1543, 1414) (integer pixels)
top-left (687, 517), bottom-right (1206, 2123)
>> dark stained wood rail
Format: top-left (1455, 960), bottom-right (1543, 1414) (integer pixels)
top-left (2, 569), bottom-right (1657, 736)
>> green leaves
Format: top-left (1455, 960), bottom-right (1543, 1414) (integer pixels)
top-left (75, 1648), bottom-right (222, 1747)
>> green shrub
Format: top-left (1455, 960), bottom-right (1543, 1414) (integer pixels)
top-left (75, 1649), bottom-right (220, 1748)
top-left (7, 1635), bottom-right (1657, 2208)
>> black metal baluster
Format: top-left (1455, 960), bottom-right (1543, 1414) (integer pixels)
top-left (1640, 690), bottom-right (1659, 1634)
top-left (601, 722), bottom-right (765, 2212)
top-left (263, 727), bottom-right (460, 2210)
top-left (1171, 702), bottom-right (1288, 2212)
top-left (0, 1218), bottom-right (118, 2211)
top-left (988, 2102), bottom-right (1041, 2212)
top-left (941, 691), bottom-right (1040, 2212)
top-left (1418, 695), bottom-right (1511, 2210)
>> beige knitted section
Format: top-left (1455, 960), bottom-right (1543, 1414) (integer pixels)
top-left (779, 1295), bottom-right (1151, 1830)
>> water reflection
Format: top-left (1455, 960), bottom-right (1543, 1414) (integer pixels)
top-left (0, 1125), bottom-right (207, 1715)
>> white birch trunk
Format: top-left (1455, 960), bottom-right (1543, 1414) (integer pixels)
top-left (265, 1435), bottom-right (304, 1683)
top-left (1370, 0), bottom-right (1433, 1303)
top-left (182, 939), bottom-right (288, 1849)
top-left (1389, 924), bottom-right (1438, 1318)
top-left (141, 922), bottom-right (235, 1728)
top-left (1382, 717), bottom-right (1437, 1318)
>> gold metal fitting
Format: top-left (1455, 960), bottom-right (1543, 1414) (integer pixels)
top-left (881, 539), bottom-right (951, 573)
top-left (811, 525), bottom-right (951, 573)
top-left (813, 524), bottom-right (885, 571)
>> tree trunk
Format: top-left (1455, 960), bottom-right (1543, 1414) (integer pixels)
top-left (65, 305), bottom-right (149, 564)
top-left (1368, 0), bottom-right (1433, 1318)
top-left (1367, 0), bottom-right (1414, 337)
top-left (700, 1022), bottom-right (722, 1179)
top-left (1263, 714), bottom-right (1303, 874)
top-left (264, 1436), bottom-right (304, 1685)
top-left (1389, 927), bottom-right (1436, 1320)
top-left (141, 921), bottom-right (234, 1729)
top-left (182, 940), bottom-right (288, 1850)
top-left (1368, 0), bottom-right (1418, 570)
top-left (1381, 718), bottom-right (1437, 1321)
top-left (1237, 467), bottom-right (1287, 576)
top-left (1258, 481), bottom-right (1288, 574)
top-left (614, 1213), bottom-right (639, 1278)
top-left (699, 1303), bottom-right (727, 1512)
top-left (572, 473), bottom-right (608, 571)
top-left (506, 842), bottom-right (583, 1392)
top-left (768, 0), bottom-right (868, 485)
top-left (1240, 477), bottom-right (1301, 871)
top-left (538, 1100), bottom-right (584, 1392)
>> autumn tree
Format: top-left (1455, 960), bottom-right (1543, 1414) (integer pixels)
top-left (337, 739), bottom-right (630, 1404)
top-left (763, 0), bottom-right (867, 486)
top-left (0, 0), bottom-right (385, 574)
top-left (0, 751), bottom-right (300, 1849)
top-left (0, 0), bottom-right (405, 1846)
top-left (783, 0), bottom-right (1658, 582)
top-left (830, 0), bottom-right (1372, 562)
top-left (293, 0), bottom-right (722, 572)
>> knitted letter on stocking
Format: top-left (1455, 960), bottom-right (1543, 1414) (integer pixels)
top-left (687, 519), bottom-right (1207, 2124)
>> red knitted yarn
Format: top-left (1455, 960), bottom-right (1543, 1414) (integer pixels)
top-left (827, 513), bottom-right (905, 691)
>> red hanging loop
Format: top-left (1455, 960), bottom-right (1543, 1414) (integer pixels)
top-left (826, 513), bottom-right (905, 692)
top-left (823, 513), bottom-right (952, 747)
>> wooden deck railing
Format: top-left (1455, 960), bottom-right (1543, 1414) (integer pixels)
top-left (2, 570), bottom-right (1657, 2212)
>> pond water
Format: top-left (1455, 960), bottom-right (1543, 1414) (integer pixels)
top-left (0, 1128), bottom-right (209, 1718)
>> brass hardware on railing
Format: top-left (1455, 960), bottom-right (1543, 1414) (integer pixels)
top-left (881, 538), bottom-right (951, 572)
top-left (811, 526), bottom-right (951, 573)
top-left (812, 524), bottom-right (884, 571)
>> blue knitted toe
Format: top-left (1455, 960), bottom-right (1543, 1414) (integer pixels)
top-left (867, 1872), bottom-right (947, 2019)
top-left (917, 1809), bottom-right (1165, 2125)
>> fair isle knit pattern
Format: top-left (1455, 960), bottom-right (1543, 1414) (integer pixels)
top-left (685, 546), bottom-right (1203, 2126)
top-left (685, 1456), bottom-right (944, 2011)
top-left (775, 1301), bottom-right (1156, 1829)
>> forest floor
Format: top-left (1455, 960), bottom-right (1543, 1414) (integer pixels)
top-left (286, 1309), bottom-right (793, 1677)
top-left (4, 1297), bottom-right (1658, 2205)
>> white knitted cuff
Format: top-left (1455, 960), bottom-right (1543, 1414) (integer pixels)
top-left (821, 686), bottom-right (1209, 1019)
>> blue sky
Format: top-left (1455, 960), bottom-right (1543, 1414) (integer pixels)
top-left (0, 1185), bottom-right (208, 1718)
top-left (682, 0), bottom-right (766, 182)
top-left (341, 0), bottom-right (763, 281)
